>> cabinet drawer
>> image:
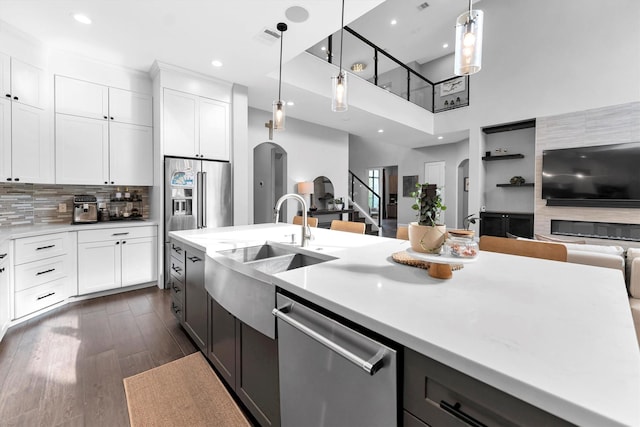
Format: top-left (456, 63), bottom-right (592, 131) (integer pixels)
top-left (169, 256), bottom-right (185, 282)
top-left (14, 277), bottom-right (71, 318)
top-left (78, 225), bottom-right (157, 243)
top-left (14, 255), bottom-right (70, 292)
top-left (14, 232), bottom-right (71, 264)
top-left (170, 299), bottom-right (183, 322)
top-left (170, 241), bottom-right (185, 262)
top-left (168, 275), bottom-right (184, 305)
top-left (404, 348), bottom-right (571, 427)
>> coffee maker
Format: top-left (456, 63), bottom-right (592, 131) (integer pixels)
top-left (72, 195), bottom-right (98, 224)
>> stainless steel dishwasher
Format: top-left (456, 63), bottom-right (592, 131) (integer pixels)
top-left (273, 293), bottom-right (398, 427)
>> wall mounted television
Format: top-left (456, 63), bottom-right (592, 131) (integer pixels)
top-left (542, 142), bottom-right (640, 207)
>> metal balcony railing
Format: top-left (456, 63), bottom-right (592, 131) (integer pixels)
top-left (306, 26), bottom-right (469, 113)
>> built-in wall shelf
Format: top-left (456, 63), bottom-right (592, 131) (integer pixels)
top-left (482, 154), bottom-right (525, 161)
top-left (496, 183), bottom-right (534, 187)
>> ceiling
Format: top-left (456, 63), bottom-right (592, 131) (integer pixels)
top-left (0, 0), bottom-right (473, 147)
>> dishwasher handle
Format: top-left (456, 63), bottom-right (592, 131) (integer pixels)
top-left (273, 304), bottom-right (386, 375)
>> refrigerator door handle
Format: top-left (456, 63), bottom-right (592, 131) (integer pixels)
top-left (196, 171), bottom-right (203, 228)
top-left (202, 171), bottom-right (207, 228)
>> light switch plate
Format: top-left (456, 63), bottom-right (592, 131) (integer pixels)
top-left (59, 203), bottom-right (67, 213)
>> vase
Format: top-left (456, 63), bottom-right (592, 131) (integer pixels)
top-left (408, 222), bottom-right (447, 254)
top-left (335, 203), bottom-right (344, 211)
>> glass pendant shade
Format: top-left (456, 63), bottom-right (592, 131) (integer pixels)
top-left (273, 100), bottom-right (285, 131)
top-left (454, 9), bottom-right (484, 76)
top-left (331, 71), bottom-right (348, 112)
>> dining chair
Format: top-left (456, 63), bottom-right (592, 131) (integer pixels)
top-left (396, 225), bottom-right (409, 240)
top-left (330, 220), bottom-right (366, 234)
top-left (479, 235), bottom-right (567, 262)
top-left (292, 216), bottom-right (318, 227)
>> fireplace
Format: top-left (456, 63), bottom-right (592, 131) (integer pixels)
top-left (551, 220), bottom-right (640, 242)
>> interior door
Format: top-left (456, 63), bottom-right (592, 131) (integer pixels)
top-left (424, 161), bottom-right (446, 205)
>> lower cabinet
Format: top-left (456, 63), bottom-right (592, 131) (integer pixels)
top-left (0, 242), bottom-right (10, 340)
top-left (209, 295), bottom-right (236, 387)
top-left (12, 232), bottom-right (77, 319)
top-left (236, 321), bottom-right (280, 427)
top-left (480, 211), bottom-right (534, 238)
top-left (78, 226), bottom-right (157, 295)
top-left (207, 293), bottom-right (280, 427)
top-left (183, 247), bottom-right (207, 350)
top-left (403, 348), bottom-right (571, 426)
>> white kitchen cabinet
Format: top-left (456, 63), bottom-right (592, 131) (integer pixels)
top-left (54, 75), bottom-right (153, 186)
top-left (13, 232), bottom-right (77, 319)
top-left (78, 226), bottom-right (157, 295)
top-left (109, 122), bottom-right (153, 186)
top-left (1, 54), bottom-right (44, 109)
top-left (163, 88), bottom-right (229, 161)
top-left (0, 242), bottom-right (10, 341)
top-left (55, 76), bottom-right (108, 120)
top-left (0, 54), bottom-right (52, 184)
top-left (55, 114), bottom-right (109, 185)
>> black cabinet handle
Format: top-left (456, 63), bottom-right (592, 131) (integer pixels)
top-left (171, 303), bottom-right (181, 314)
top-left (13, 96), bottom-right (18, 101)
top-left (104, 181), bottom-right (108, 184)
top-left (5, 94), bottom-right (10, 98)
top-left (171, 265), bottom-right (182, 273)
top-left (110, 116), bottom-right (114, 120)
top-left (103, 115), bottom-right (108, 119)
top-left (172, 284), bottom-right (181, 293)
top-left (14, 178), bottom-right (19, 181)
top-left (187, 256), bottom-right (201, 263)
top-left (0, 267), bottom-right (5, 273)
top-left (172, 245), bottom-right (183, 254)
top-left (122, 241), bottom-right (126, 244)
top-left (112, 232), bottom-right (129, 236)
top-left (110, 181), bottom-right (114, 184)
top-left (440, 401), bottom-right (487, 427)
top-left (0, 253), bottom-right (6, 259)
top-left (36, 244), bottom-right (55, 251)
top-left (116, 241), bottom-right (120, 245)
top-left (36, 268), bottom-right (55, 276)
top-left (37, 292), bottom-right (56, 301)
top-left (6, 178), bottom-right (11, 181)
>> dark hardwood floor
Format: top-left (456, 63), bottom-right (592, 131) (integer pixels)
top-left (0, 286), bottom-right (198, 426)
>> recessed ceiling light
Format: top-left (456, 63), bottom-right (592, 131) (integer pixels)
top-left (442, 43), bottom-right (449, 49)
top-left (211, 60), bottom-right (223, 67)
top-left (321, 46), bottom-right (326, 51)
top-left (437, 136), bottom-right (444, 140)
top-left (287, 101), bottom-right (294, 106)
top-left (390, 19), bottom-right (397, 25)
top-left (73, 13), bottom-right (92, 25)
top-left (378, 129), bottom-right (384, 133)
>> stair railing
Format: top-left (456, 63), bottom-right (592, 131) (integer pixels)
top-left (349, 170), bottom-right (381, 231)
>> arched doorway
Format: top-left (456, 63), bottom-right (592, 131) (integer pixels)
top-left (253, 142), bottom-right (288, 224)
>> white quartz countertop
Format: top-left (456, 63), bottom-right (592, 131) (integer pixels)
top-left (0, 220), bottom-right (158, 245)
top-left (170, 224), bottom-right (640, 427)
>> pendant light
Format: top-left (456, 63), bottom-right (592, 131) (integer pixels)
top-left (454, 0), bottom-right (484, 76)
top-left (273, 22), bottom-right (287, 131)
top-left (331, 0), bottom-right (348, 112)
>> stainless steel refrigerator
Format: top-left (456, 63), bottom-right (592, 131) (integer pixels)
top-left (164, 157), bottom-right (232, 283)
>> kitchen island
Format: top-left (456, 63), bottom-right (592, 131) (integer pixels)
top-left (170, 223), bottom-right (640, 427)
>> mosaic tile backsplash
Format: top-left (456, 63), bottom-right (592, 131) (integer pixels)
top-left (0, 184), bottom-right (150, 228)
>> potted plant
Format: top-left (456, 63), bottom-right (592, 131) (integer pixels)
top-left (409, 183), bottom-right (447, 253)
top-left (334, 197), bottom-right (344, 211)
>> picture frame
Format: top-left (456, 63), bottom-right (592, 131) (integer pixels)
top-left (403, 175), bottom-right (418, 197)
top-left (464, 176), bottom-right (469, 192)
top-left (439, 76), bottom-right (466, 97)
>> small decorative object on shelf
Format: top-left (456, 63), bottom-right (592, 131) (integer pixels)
top-left (509, 176), bottom-right (526, 185)
top-left (334, 197), bottom-right (344, 210)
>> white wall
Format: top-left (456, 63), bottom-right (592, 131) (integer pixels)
top-left (349, 136), bottom-right (468, 227)
top-left (247, 108), bottom-right (349, 224)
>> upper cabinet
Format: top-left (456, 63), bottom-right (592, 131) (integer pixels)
top-left (0, 52), bottom-right (52, 184)
top-left (163, 88), bottom-right (229, 161)
top-left (54, 75), bottom-right (153, 186)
